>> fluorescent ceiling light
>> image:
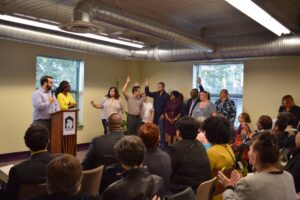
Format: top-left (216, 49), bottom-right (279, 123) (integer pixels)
top-left (225, 0), bottom-right (291, 36)
top-left (0, 14), bottom-right (145, 48)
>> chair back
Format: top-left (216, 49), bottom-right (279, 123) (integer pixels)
top-left (18, 183), bottom-right (47, 200)
top-left (196, 177), bottom-right (217, 200)
top-left (213, 167), bottom-right (234, 196)
top-left (168, 187), bottom-right (195, 200)
top-left (81, 165), bottom-right (104, 196)
top-left (100, 163), bottom-right (124, 194)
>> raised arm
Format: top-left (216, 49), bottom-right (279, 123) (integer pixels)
top-left (145, 79), bottom-right (155, 97)
top-left (90, 100), bottom-right (103, 109)
top-left (122, 76), bottom-right (131, 99)
top-left (197, 77), bottom-right (205, 92)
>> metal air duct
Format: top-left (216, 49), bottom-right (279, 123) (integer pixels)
top-left (62, 0), bottom-right (215, 52)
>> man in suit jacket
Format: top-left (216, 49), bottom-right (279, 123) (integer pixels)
top-left (81, 113), bottom-right (125, 193)
top-left (186, 78), bottom-right (205, 116)
top-left (0, 124), bottom-right (55, 200)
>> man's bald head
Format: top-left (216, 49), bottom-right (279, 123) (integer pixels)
top-left (107, 113), bottom-right (123, 131)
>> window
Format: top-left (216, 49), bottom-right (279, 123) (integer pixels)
top-left (36, 56), bottom-right (84, 125)
top-left (193, 63), bottom-right (244, 126)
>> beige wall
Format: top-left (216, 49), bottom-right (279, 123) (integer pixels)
top-left (0, 39), bottom-right (135, 154)
top-left (1, 38), bottom-right (300, 153)
top-left (139, 57), bottom-right (300, 130)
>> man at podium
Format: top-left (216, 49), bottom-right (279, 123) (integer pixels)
top-left (32, 75), bottom-right (60, 131)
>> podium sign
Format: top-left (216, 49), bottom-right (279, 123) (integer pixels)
top-left (63, 112), bottom-right (76, 135)
top-left (51, 109), bottom-right (78, 155)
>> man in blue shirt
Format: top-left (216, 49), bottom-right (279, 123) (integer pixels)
top-left (32, 75), bottom-right (60, 131)
top-left (145, 79), bottom-right (169, 148)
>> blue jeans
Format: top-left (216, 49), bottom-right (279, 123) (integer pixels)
top-left (158, 118), bottom-right (166, 149)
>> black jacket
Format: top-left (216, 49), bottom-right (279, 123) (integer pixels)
top-left (168, 140), bottom-right (211, 193)
top-left (29, 193), bottom-right (99, 200)
top-left (185, 85), bottom-right (204, 116)
top-left (144, 147), bottom-right (172, 195)
top-left (1, 151), bottom-right (56, 200)
top-left (186, 98), bottom-right (200, 116)
top-left (144, 87), bottom-right (170, 124)
top-left (102, 168), bottom-right (164, 200)
top-left (82, 131), bottom-right (124, 170)
top-left (285, 148), bottom-right (300, 192)
top-left (279, 105), bottom-right (300, 124)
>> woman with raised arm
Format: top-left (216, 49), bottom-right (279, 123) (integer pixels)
top-left (91, 86), bottom-right (123, 134)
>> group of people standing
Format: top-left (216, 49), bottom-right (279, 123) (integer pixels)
top-left (90, 76), bottom-right (237, 149)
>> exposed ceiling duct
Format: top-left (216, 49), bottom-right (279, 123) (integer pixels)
top-left (134, 36), bottom-right (300, 62)
top-left (0, 23), bottom-right (132, 59)
top-left (60, 0), bottom-right (215, 52)
top-left (1, 23), bottom-right (300, 62)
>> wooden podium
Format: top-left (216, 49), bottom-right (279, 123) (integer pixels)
top-left (50, 109), bottom-right (78, 156)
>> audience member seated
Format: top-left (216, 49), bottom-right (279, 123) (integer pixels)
top-left (29, 154), bottom-right (99, 200)
top-left (250, 115), bottom-right (273, 141)
top-left (218, 132), bottom-right (298, 200)
top-left (168, 116), bottom-right (211, 193)
top-left (274, 115), bottom-right (289, 149)
top-left (81, 113), bottom-right (124, 193)
top-left (203, 116), bottom-right (236, 200)
top-left (286, 131), bottom-right (300, 194)
top-left (0, 124), bottom-right (56, 200)
top-left (102, 136), bottom-right (164, 200)
top-left (278, 112), bottom-right (299, 135)
top-left (138, 123), bottom-right (172, 195)
top-left (231, 113), bottom-right (251, 163)
top-left (279, 94), bottom-right (300, 124)
top-left (235, 113), bottom-right (252, 142)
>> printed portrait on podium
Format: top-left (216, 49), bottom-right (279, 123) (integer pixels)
top-left (63, 112), bottom-right (76, 135)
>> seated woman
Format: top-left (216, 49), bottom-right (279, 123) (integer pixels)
top-left (249, 115), bottom-right (273, 141)
top-left (138, 123), bottom-right (172, 195)
top-left (55, 81), bottom-right (76, 110)
top-left (168, 116), bottom-right (211, 193)
top-left (285, 131), bottom-right (300, 194)
top-left (279, 95), bottom-right (300, 124)
top-left (203, 116), bottom-right (236, 200)
top-left (231, 113), bottom-right (252, 151)
top-left (192, 91), bottom-right (216, 122)
top-left (218, 132), bottom-right (298, 200)
top-left (274, 114), bottom-right (289, 149)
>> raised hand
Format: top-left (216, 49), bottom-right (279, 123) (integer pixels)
top-left (126, 76), bottom-right (131, 83)
top-left (197, 77), bottom-right (202, 85)
top-left (145, 79), bottom-right (150, 87)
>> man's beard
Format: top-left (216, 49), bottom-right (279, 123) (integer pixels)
top-left (47, 85), bottom-right (52, 91)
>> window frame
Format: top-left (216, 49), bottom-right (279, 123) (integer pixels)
top-left (35, 55), bottom-right (84, 127)
top-left (193, 62), bottom-right (244, 126)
